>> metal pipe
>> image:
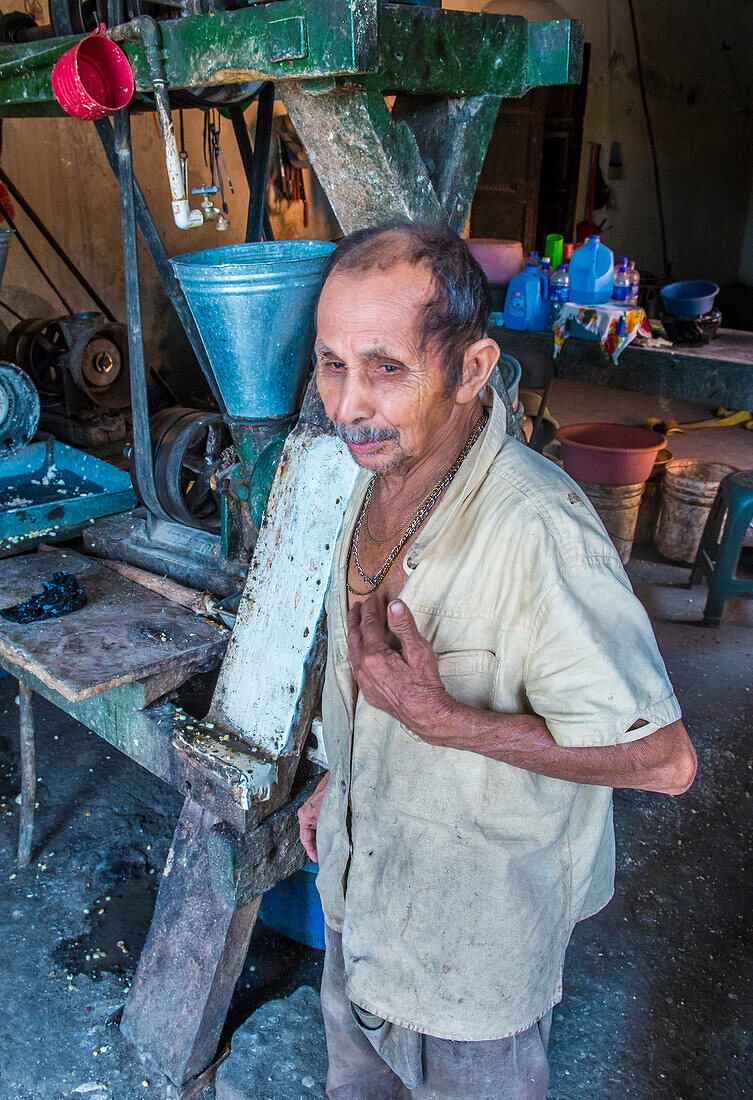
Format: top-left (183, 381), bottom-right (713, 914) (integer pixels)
top-left (110, 17), bottom-right (203, 230)
top-left (113, 104), bottom-right (171, 520)
top-left (94, 116), bottom-right (225, 412)
top-left (0, 166), bottom-right (116, 320)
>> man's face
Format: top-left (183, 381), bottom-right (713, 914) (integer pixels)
top-left (315, 262), bottom-right (458, 473)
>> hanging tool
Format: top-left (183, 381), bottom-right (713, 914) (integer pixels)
top-left (192, 110), bottom-right (231, 230)
top-left (645, 408), bottom-right (753, 435)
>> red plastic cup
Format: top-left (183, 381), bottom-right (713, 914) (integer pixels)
top-left (51, 24), bottom-right (134, 121)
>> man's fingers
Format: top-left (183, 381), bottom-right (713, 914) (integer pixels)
top-left (298, 804), bottom-right (319, 863)
top-left (387, 599), bottom-right (429, 663)
top-left (359, 595), bottom-right (389, 652)
top-left (301, 827), bottom-right (318, 863)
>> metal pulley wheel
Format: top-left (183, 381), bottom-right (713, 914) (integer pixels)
top-left (145, 406), bottom-right (233, 532)
top-left (0, 360), bottom-right (41, 456)
top-left (8, 314), bottom-right (130, 411)
top-left (80, 335), bottom-right (123, 391)
top-left (6, 317), bottom-right (66, 401)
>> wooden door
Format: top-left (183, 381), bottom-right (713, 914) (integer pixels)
top-left (469, 89), bottom-right (545, 251)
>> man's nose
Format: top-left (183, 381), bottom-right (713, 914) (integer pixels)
top-left (335, 370), bottom-right (373, 426)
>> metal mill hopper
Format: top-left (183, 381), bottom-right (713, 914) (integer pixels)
top-left (172, 239), bottom-right (335, 475)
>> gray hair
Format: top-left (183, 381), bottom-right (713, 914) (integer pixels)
top-left (320, 221), bottom-right (492, 393)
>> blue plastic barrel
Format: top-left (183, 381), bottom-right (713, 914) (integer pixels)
top-left (172, 240), bottom-right (335, 420)
top-left (258, 861), bottom-right (326, 950)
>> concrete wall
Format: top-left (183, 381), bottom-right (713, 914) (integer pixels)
top-left (448, 0), bottom-right (753, 287)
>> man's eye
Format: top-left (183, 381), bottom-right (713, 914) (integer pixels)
top-left (323, 360), bottom-right (345, 371)
top-left (380, 363), bottom-right (400, 374)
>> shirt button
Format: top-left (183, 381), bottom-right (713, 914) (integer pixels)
top-left (340, 780), bottom-right (347, 793)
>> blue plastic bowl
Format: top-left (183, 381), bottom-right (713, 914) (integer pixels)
top-left (660, 280), bottom-right (719, 319)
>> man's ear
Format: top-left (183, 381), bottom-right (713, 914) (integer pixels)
top-left (455, 339), bottom-right (500, 405)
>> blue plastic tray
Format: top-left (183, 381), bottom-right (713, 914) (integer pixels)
top-left (0, 439), bottom-right (137, 552)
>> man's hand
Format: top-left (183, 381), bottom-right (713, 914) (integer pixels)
top-left (298, 772), bottom-right (330, 863)
top-left (347, 596), bottom-right (452, 740)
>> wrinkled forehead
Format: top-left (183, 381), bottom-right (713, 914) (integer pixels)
top-left (316, 261), bottom-right (435, 345)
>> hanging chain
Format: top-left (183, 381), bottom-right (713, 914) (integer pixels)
top-left (347, 410), bottom-right (488, 595)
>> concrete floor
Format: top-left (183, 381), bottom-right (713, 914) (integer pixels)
top-left (0, 556), bottom-right (751, 1099)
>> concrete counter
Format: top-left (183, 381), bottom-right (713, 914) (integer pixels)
top-left (491, 326), bottom-right (753, 411)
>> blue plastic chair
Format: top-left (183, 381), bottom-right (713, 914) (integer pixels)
top-left (689, 470), bottom-right (753, 626)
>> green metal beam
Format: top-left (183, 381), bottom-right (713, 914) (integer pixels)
top-left (0, 1), bottom-right (582, 117)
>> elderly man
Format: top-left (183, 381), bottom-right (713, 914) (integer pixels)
top-left (298, 222), bottom-right (696, 1100)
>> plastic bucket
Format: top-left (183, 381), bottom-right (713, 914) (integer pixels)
top-left (258, 861), bottom-right (325, 950)
top-left (655, 459), bottom-right (738, 563)
top-left (495, 352), bottom-right (522, 411)
top-left (577, 480), bottom-right (645, 564)
top-left (51, 25), bottom-right (134, 121)
top-left (557, 422), bottom-right (667, 485)
top-left (172, 239), bottom-right (335, 420)
top-left (635, 448), bottom-right (673, 543)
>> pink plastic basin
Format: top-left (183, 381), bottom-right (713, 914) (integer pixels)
top-left (556, 422), bottom-right (668, 486)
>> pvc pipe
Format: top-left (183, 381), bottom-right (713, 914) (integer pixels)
top-left (111, 16), bottom-right (204, 231)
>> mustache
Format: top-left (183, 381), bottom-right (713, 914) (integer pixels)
top-left (335, 423), bottom-right (399, 444)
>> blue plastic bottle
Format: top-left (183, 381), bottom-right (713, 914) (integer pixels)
top-left (503, 260), bottom-right (549, 331)
top-left (568, 235), bottom-right (614, 304)
top-left (612, 257), bottom-right (631, 303)
top-left (549, 263), bottom-right (570, 304)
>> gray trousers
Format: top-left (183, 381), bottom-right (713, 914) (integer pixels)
top-left (321, 925), bottom-right (551, 1100)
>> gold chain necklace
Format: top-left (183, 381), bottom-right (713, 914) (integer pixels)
top-left (346, 410), bottom-right (488, 596)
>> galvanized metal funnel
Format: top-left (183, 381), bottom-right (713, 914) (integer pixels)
top-left (171, 240), bottom-right (335, 421)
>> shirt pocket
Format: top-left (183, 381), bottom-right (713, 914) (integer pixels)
top-left (400, 648), bottom-right (499, 743)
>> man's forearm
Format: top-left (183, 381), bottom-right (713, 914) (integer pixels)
top-left (423, 702), bottom-right (696, 796)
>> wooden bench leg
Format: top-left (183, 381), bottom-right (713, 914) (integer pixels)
top-left (17, 682), bottom-right (35, 867)
top-left (120, 797), bottom-right (262, 1088)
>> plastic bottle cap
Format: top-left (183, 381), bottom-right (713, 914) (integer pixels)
top-left (558, 263), bottom-right (568, 270)
top-left (542, 257), bottom-right (550, 263)
top-left (587, 235), bottom-right (600, 242)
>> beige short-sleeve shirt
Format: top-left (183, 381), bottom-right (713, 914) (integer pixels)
top-left (315, 387), bottom-right (681, 1041)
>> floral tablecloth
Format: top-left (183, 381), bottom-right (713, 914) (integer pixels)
top-left (552, 302), bottom-right (651, 364)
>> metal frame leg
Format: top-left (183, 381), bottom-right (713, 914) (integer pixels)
top-left (17, 682), bottom-right (35, 867)
top-left (228, 101), bottom-right (274, 244)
